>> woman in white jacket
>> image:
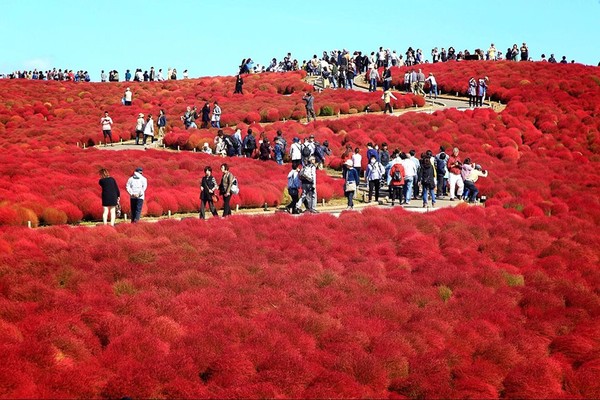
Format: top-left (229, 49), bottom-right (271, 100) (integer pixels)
top-left (143, 114), bottom-right (155, 146)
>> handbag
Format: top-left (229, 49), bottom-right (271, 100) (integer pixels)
top-left (345, 181), bottom-right (357, 192)
top-left (115, 201), bottom-right (122, 218)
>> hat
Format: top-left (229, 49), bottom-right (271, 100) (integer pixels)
top-left (126, 87), bottom-right (130, 90)
top-left (203, 142), bottom-right (208, 147)
top-left (138, 113), bottom-right (144, 117)
top-left (475, 164), bottom-right (482, 170)
top-left (309, 134), bottom-right (315, 139)
top-left (293, 137), bottom-right (300, 143)
top-left (135, 167), bottom-right (143, 173)
top-left (344, 159), bottom-right (353, 167)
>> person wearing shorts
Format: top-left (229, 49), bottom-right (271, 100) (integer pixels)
top-left (100, 111), bottom-right (113, 146)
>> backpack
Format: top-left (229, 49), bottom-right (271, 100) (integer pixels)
top-left (435, 157), bottom-right (447, 173)
top-left (301, 144), bottom-right (312, 158)
top-left (392, 168), bottom-right (402, 182)
top-left (243, 136), bottom-right (255, 151)
top-left (299, 167), bottom-right (313, 184)
top-left (230, 176), bottom-right (239, 195)
top-left (314, 145), bottom-right (325, 161)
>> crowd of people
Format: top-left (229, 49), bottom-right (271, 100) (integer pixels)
top-left (0, 66), bottom-right (188, 81)
top-left (98, 163), bottom-right (238, 225)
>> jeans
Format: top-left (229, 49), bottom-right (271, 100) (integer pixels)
top-left (449, 173), bottom-right (464, 199)
top-left (464, 180), bottom-right (478, 202)
top-left (130, 197), bottom-right (143, 222)
top-left (422, 187), bottom-right (436, 205)
top-left (369, 78), bottom-right (377, 92)
top-left (368, 179), bottom-right (381, 202)
top-left (346, 190), bottom-right (354, 208)
top-left (301, 183), bottom-right (317, 211)
top-left (135, 130), bottom-right (143, 144)
top-left (347, 78), bottom-right (353, 89)
top-left (429, 85), bottom-right (438, 98)
top-left (403, 176), bottom-right (414, 203)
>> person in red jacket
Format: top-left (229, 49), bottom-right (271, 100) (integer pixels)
top-left (389, 155), bottom-right (406, 206)
top-left (447, 147), bottom-right (464, 201)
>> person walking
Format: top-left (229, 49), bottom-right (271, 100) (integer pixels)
top-left (126, 167), bottom-right (147, 223)
top-left (199, 166), bottom-right (219, 219)
top-left (352, 147), bottom-right (363, 183)
top-left (157, 109), bottom-right (167, 144)
top-left (211, 101), bottom-right (221, 128)
top-left (300, 156), bottom-right (318, 213)
top-left (290, 137), bottom-right (302, 168)
top-left (134, 113), bottom-right (145, 145)
top-left (286, 163), bottom-right (302, 214)
top-left (98, 168), bottom-right (120, 226)
top-left (343, 159), bottom-right (359, 210)
top-left (302, 92), bottom-right (317, 123)
top-left (382, 88), bottom-right (397, 114)
top-left (242, 128), bottom-right (257, 158)
top-left (219, 163), bottom-right (234, 217)
top-left (142, 114), bottom-right (154, 146)
top-left (100, 111), bottom-right (114, 146)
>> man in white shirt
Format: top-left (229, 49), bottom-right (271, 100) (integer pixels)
top-left (100, 111), bottom-right (113, 146)
top-left (290, 137), bottom-right (303, 169)
top-left (401, 152), bottom-right (417, 205)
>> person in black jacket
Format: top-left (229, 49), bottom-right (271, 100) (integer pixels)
top-left (234, 74), bottom-right (244, 94)
top-left (199, 166), bottom-right (219, 219)
top-left (201, 102), bottom-right (210, 129)
top-left (420, 151), bottom-right (437, 208)
top-left (98, 168), bottom-right (120, 226)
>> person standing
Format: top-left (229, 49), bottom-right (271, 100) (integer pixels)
top-left (302, 92), bottom-right (316, 123)
top-left (157, 109), bottom-right (166, 144)
top-left (420, 151), bottom-right (437, 208)
top-left (467, 77), bottom-right (477, 107)
top-left (368, 65), bottom-right (380, 92)
top-left (234, 74), bottom-right (244, 94)
top-left (242, 128), bottom-right (257, 158)
top-left (98, 168), bottom-right (120, 226)
top-left (219, 163), bottom-right (233, 217)
top-left (286, 163), bottom-right (302, 214)
top-left (300, 156), bottom-right (318, 213)
top-left (416, 69), bottom-right (426, 96)
top-left (100, 70), bottom-right (107, 82)
top-left (142, 114), bottom-right (154, 146)
top-left (149, 67), bottom-right (155, 81)
top-left (477, 77), bottom-right (488, 107)
top-left (135, 113), bottom-right (145, 145)
top-left (388, 156), bottom-right (406, 206)
top-left (201, 102), bottom-right (211, 129)
top-left (343, 159), bottom-right (359, 210)
top-left (426, 73), bottom-right (438, 99)
top-left (520, 42), bottom-right (529, 61)
top-left (126, 167), bottom-right (147, 223)
top-left (352, 147), bottom-right (363, 183)
top-left (447, 147), bottom-right (464, 201)
top-left (382, 87), bottom-right (397, 114)
top-left (100, 111), bottom-right (114, 146)
top-left (199, 166), bottom-right (219, 219)
top-left (289, 137), bottom-right (302, 168)
top-left (400, 152), bottom-right (416, 205)
top-left (123, 87), bottom-right (132, 106)
top-left (365, 156), bottom-right (385, 203)
top-left (211, 101), bottom-right (221, 128)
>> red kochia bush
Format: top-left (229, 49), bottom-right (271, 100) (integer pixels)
top-left (1, 205), bottom-right (599, 397)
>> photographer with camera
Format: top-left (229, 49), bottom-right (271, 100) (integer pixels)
top-left (464, 164), bottom-right (488, 203)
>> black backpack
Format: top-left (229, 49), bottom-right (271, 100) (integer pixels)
top-left (301, 145), bottom-right (312, 158)
top-left (244, 136), bottom-right (255, 151)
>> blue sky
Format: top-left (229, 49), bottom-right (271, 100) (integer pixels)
top-left (1, 0), bottom-right (598, 80)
